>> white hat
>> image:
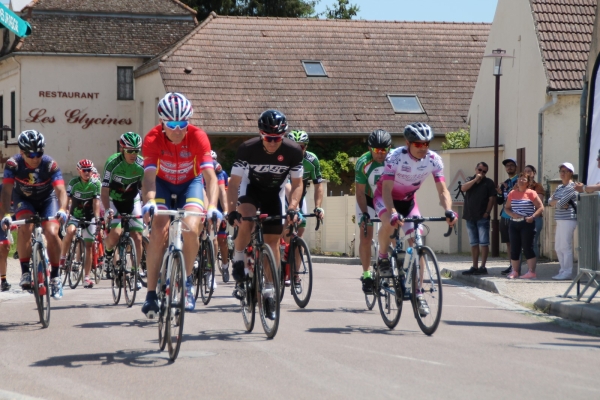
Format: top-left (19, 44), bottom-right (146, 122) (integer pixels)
top-left (559, 162), bottom-right (575, 173)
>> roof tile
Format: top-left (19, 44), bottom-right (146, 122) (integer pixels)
top-left (27, 0), bottom-right (195, 15)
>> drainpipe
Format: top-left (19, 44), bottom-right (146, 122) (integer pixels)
top-left (579, 74), bottom-right (588, 182)
top-left (538, 92), bottom-right (558, 190)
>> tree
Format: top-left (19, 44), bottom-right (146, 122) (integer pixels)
top-left (441, 128), bottom-right (470, 150)
top-left (181, 0), bottom-right (317, 21)
top-left (323, 0), bottom-right (359, 19)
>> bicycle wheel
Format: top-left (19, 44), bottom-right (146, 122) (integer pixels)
top-left (241, 276), bottom-right (256, 332)
top-left (60, 257), bottom-right (70, 287)
top-left (167, 251), bottom-right (186, 361)
top-left (256, 245), bottom-right (280, 339)
top-left (123, 238), bottom-right (138, 308)
top-left (139, 236), bottom-right (148, 288)
top-left (411, 246), bottom-right (443, 335)
top-left (199, 239), bottom-right (215, 305)
top-left (290, 237), bottom-right (313, 308)
top-left (111, 257), bottom-right (122, 305)
top-left (364, 263), bottom-right (377, 310)
top-left (157, 255), bottom-right (169, 351)
top-left (32, 244), bottom-right (51, 328)
top-left (278, 260), bottom-right (286, 302)
top-left (377, 256), bottom-right (402, 329)
top-left (93, 241), bottom-right (103, 285)
top-left (68, 237), bottom-right (85, 289)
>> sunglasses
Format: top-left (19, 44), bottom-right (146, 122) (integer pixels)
top-left (124, 149), bottom-right (140, 154)
top-left (477, 168), bottom-right (488, 174)
top-left (411, 141), bottom-right (430, 149)
top-left (261, 133), bottom-right (284, 143)
top-left (371, 147), bottom-right (390, 154)
top-left (165, 120), bottom-right (189, 130)
top-left (26, 152), bottom-right (43, 159)
top-left (80, 168), bottom-right (92, 173)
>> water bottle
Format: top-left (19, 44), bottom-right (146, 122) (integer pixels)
top-left (402, 247), bottom-right (413, 272)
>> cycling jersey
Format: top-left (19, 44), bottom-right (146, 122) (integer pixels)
top-left (3, 154), bottom-right (64, 202)
top-left (355, 151), bottom-right (385, 198)
top-left (300, 151), bottom-right (322, 198)
top-left (143, 124), bottom-right (213, 185)
top-left (67, 177), bottom-right (101, 220)
top-left (102, 153), bottom-right (144, 205)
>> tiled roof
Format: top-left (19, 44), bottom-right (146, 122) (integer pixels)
top-left (531, 0), bottom-right (597, 91)
top-left (153, 14), bottom-right (490, 135)
top-left (25, 0), bottom-right (195, 15)
top-left (18, 14), bottom-right (196, 55)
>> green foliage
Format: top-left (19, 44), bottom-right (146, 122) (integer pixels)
top-left (182, 0), bottom-right (318, 21)
top-left (319, 151), bottom-right (354, 185)
top-left (441, 128), bottom-right (470, 150)
top-left (323, 0), bottom-right (359, 19)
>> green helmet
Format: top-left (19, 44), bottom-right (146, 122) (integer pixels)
top-left (288, 130), bottom-right (309, 145)
top-left (120, 132), bottom-right (142, 149)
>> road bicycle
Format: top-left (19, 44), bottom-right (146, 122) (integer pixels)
top-left (91, 219), bottom-right (106, 285)
top-left (151, 200), bottom-right (205, 361)
top-left (10, 215), bottom-right (57, 328)
top-left (375, 214), bottom-right (454, 335)
top-left (193, 216), bottom-right (217, 305)
top-left (232, 211), bottom-right (282, 339)
top-left (279, 214), bottom-right (320, 308)
top-left (139, 223), bottom-right (150, 288)
top-left (362, 217), bottom-right (382, 311)
top-left (60, 217), bottom-right (96, 289)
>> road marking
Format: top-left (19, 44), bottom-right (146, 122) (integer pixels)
top-left (0, 389), bottom-right (42, 400)
top-left (514, 344), bottom-right (600, 351)
top-left (339, 345), bottom-right (445, 366)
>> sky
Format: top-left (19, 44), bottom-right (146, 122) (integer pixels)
top-left (315, 0), bottom-right (498, 22)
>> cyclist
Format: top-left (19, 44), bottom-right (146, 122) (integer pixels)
top-left (141, 93), bottom-right (221, 317)
top-left (227, 109), bottom-right (303, 320)
top-left (0, 130), bottom-right (68, 299)
top-left (282, 130), bottom-right (324, 288)
top-left (374, 123), bottom-right (456, 316)
top-left (60, 159), bottom-right (101, 288)
top-left (355, 129), bottom-right (392, 293)
top-left (101, 132), bottom-right (144, 290)
top-left (0, 184), bottom-right (11, 291)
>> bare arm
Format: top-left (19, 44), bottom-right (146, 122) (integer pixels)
top-left (54, 184), bottom-right (68, 211)
top-left (485, 196), bottom-right (495, 215)
top-left (355, 183), bottom-right (368, 214)
top-left (460, 175), bottom-right (482, 192)
top-left (0, 184), bottom-right (13, 217)
top-left (313, 182), bottom-right (323, 209)
top-left (202, 169), bottom-right (219, 210)
top-left (227, 175), bottom-right (241, 214)
top-left (101, 187), bottom-right (111, 211)
top-left (288, 177), bottom-right (303, 210)
top-left (504, 197), bottom-right (519, 219)
top-left (382, 180), bottom-right (395, 215)
top-left (92, 198), bottom-right (100, 219)
top-left (142, 169), bottom-right (157, 203)
top-left (435, 180), bottom-right (453, 211)
top-left (531, 196), bottom-right (544, 218)
top-left (217, 183), bottom-right (228, 214)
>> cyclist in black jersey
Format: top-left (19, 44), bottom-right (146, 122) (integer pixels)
top-left (227, 110), bottom-right (303, 319)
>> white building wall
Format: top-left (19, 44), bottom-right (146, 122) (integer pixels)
top-left (134, 69), bottom-right (165, 138)
top-left (0, 56), bottom-right (20, 142)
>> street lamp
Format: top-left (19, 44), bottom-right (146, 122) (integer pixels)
top-left (483, 49), bottom-right (514, 257)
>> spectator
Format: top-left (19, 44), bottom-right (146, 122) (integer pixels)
top-left (548, 162), bottom-right (577, 280)
top-left (524, 165), bottom-right (545, 258)
top-left (461, 162), bottom-right (496, 275)
top-left (497, 158), bottom-right (518, 275)
top-left (504, 172), bottom-right (544, 279)
top-left (575, 149), bottom-right (600, 194)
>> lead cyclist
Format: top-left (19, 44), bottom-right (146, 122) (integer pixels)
top-left (373, 122), bottom-right (456, 316)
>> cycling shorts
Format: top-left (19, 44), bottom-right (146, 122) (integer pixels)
top-left (155, 176), bottom-right (204, 211)
top-left (373, 195), bottom-right (421, 235)
top-left (66, 218), bottom-right (97, 242)
top-left (355, 195), bottom-right (376, 227)
top-left (109, 195), bottom-right (143, 232)
top-left (13, 192), bottom-right (59, 225)
top-left (239, 183), bottom-right (284, 235)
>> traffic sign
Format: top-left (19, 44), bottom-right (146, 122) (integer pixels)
top-left (0, 3), bottom-right (31, 38)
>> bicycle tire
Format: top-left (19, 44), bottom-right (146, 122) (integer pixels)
top-left (278, 259), bottom-right (286, 302)
top-left (256, 244), bottom-right (280, 339)
top-left (139, 236), bottom-right (148, 287)
top-left (157, 255), bottom-right (169, 351)
top-left (199, 238), bottom-right (215, 305)
top-left (290, 237), bottom-right (313, 308)
top-left (377, 256), bottom-right (402, 329)
top-left (68, 237), bottom-right (85, 289)
top-left (93, 241), bottom-right (103, 285)
top-left (411, 246), bottom-right (443, 335)
top-left (167, 251), bottom-right (186, 361)
top-left (60, 248), bottom-right (70, 287)
top-left (241, 276), bottom-right (256, 332)
top-left (32, 244), bottom-right (51, 328)
top-left (111, 257), bottom-right (122, 305)
top-left (123, 237), bottom-right (138, 308)
top-left (364, 263), bottom-right (377, 310)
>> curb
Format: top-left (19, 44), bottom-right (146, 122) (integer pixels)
top-left (534, 297), bottom-right (600, 328)
top-left (441, 268), bottom-right (500, 294)
top-left (311, 256), bottom-right (361, 265)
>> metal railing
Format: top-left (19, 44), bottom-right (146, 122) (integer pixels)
top-left (563, 192), bottom-right (600, 301)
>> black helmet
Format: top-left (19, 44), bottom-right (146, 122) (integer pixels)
top-left (258, 110), bottom-right (288, 134)
top-left (367, 129), bottom-right (392, 148)
top-left (18, 130), bottom-right (46, 153)
top-left (403, 122), bottom-right (434, 142)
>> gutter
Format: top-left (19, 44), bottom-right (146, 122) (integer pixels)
top-left (0, 52), bottom-right (155, 64)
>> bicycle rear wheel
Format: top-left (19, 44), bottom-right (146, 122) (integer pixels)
top-left (60, 253), bottom-right (70, 287)
top-left (32, 244), bottom-right (51, 328)
top-left (241, 276), bottom-right (256, 332)
top-left (111, 258), bottom-right (122, 305)
top-left (257, 245), bottom-right (280, 339)
top-left (138, 236), bottom-right (148, 288)
top-left (157, 256), bottom-right (169, 351)
top-left (68, 238), bottom-right (85, 289)
top-left (167, 251), bottom-right (186, 361)
top-left (199, 239), bottom-right (215, 305)
top-left (364, 263), bottom-right (377, 310)
top-left (290, 237), bottom-right (313, 308)
top-left (123, 238), bottom-right (138, 308)
top-left (377, 256), bottom-right (402, 329)
top-left (412, 246), bottom-right (443, 335)
top-left (93, 241), bottom-right (103, 285)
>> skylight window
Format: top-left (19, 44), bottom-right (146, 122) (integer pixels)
top-left (387, 95), bottom-right (425, 114)
top-left (302, 61), bottom-right (327, 77)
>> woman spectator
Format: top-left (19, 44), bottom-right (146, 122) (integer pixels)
top-left (505, 172), bottom-right (544, 279)
top-left (549, 163), bottom-right (577, 280)
top-left (524, 165), bottom-right (545, 258)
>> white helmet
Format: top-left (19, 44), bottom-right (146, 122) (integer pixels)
top-left (403, 122), bottom-right (434, 142)
top-left (157, 92), bottom-right (193, 121)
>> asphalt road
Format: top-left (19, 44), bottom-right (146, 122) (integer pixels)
top-left (1, 263), bottom-right (599, 400)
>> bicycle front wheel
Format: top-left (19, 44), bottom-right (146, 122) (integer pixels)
top-left (123, 238), bottom-right (138, 308)
top-left (68, 238), bottom-right (85, 289)
top-left (412, 246), bottom-right (443, 335)
top-left (32, 244), bottom-right (51, 328)
top-left (364, 263), bottom-right (377, 310)
top-left (111, 258), bottom-right (122, 305)
top-left (157, 256), bottom-right (169, 351)
top-left (290, 237), bottom-right (313, 308)
top-left (256, 245), bottom-right (280, 339)
top-left (167, 251), bottom-right (186, 361)
top-left (93, 241), bottom-right (103, 285)
top-left (241, 276), bottom-right (256, 332)
top-left (377, 256), bottom-right (402, 329)
top-left (138, 236), bottom-right (148, 288)
top-left (199, 239), bottom-right (215, 305)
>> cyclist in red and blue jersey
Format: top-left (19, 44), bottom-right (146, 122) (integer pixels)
top-left (0, 130), bottom-right (68, 299)
top-left (141, 92), bottom-right (221, 317)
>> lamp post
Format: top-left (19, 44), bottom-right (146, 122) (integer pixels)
top-left (484, 49), bottom-right (514, 257)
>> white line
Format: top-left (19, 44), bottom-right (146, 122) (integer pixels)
top-left (339, 345), bottom-right (446, 366)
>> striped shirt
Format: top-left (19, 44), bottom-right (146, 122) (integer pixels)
top-left (507, 189), bottom-right (538, 218)
top-left (549, 182), bottom-right (577, 220)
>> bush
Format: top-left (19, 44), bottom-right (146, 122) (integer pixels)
top-left (441, 128), bottom-right (470, 150)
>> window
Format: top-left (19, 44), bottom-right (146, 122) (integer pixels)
top-left (302, 61), bottom-right (327, 77)
top-left (117, 67), bottom-right (134, 100)
top-left (387, 95), bottom-right (425, 114)
top-left (10, 91), bottom-right (15, 138)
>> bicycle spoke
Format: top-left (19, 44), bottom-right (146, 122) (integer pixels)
top-left (412, 247), bottom-right (442, 335)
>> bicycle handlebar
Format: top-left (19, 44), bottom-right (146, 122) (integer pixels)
top-left (10, 216), bottom-right (57, 227)
top-left (151, 209), bottom-right (206, 218)
top-left (389, 216), bottom-right (456, 239)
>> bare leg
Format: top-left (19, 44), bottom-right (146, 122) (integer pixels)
top-left (480, 245), bottom-right (489, 266)
top-left (471, 245), bottom-right (479, 269)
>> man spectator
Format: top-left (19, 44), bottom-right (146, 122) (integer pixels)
top-left (497, 158), bottom-right (518, 275)
top-left (461, 162), bottom-right (496, 275)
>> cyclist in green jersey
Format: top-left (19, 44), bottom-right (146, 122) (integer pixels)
top-left (355, 129), bottom-right (392, 293)
top-left (101, 133), bottom-right (144, 280)
top-left (60, 159), bottom-right (102, 288)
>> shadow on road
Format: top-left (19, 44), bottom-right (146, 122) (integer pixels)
top-left (0, 321), bottom-right (43, 332)
top-left (172, 329), bottom-right (265, 343)
top-left (30, 349), bottom-right (173, 368)
top-left (73, 319), bottom-right (154, 329)
top-left (288, 308), bottom-right (370, 314)
top-left (444, 320), bottom-right (600, 337)
top-left (191, 304), bottom-right (240, 314)
top-left (307, 325), bottom-right (412, 336)
top-left (49, 303), bottom-right (116, 311)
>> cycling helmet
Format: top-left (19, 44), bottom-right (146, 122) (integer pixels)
top-left (288, 130), bottom-right (309, 145)
top-left (404, 122), bottom-right (434, 142)
top-left (77, 159), bottom-right (94, 170)
top-left (367, 129), bottom-right (392, 148)
top-left (120, 132), bottom-right (142, 149)
top-left (258, 110), bottom-right (288, 134)
top-left (157, 92), bottom-right (193, 121)
top-left (211, 150), bottom-right (217, 160)
top-left (18, 130), bottom-right (45, 153)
